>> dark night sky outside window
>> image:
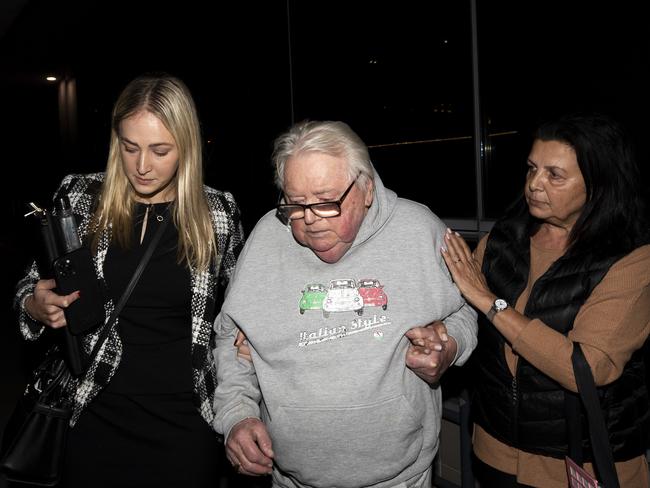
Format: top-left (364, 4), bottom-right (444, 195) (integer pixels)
top-left (289, 1), bottom-right (476, 219)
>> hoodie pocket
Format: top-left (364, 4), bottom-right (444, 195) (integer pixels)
top-left (268, 395), bottom-right (424, 488)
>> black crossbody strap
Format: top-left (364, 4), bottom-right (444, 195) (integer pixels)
top-left (565, 389), bottom-right (583, 465)
top-left (87, 217), bottom-right (169, 365)
top-left (571, 342), bottom-right (620, 488)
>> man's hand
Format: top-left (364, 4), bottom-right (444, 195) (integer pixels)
top-left (226, 418), bottom-right (274, 476)
top-left (405, 321), bottom-right (457, 384)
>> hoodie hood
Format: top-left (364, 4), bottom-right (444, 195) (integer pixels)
top-left (351, 166), bottom-right (397, 250)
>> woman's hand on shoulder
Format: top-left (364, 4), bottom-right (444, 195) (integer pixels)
top-left (25, 279), bottom-right (80, 329)
top-left (441, 229), bottom-right (493, 311)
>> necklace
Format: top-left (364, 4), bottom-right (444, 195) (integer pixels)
top-left (139, 202), bottom-right (172, 244)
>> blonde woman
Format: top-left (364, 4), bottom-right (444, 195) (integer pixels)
top-left (15, 74), bottom-right (244, 486)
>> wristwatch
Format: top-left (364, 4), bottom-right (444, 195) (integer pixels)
top-left (486, 298), bottom-right (508, 321)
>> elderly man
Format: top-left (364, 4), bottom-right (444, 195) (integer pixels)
top-left (213, 120), bottom-right (477, 488)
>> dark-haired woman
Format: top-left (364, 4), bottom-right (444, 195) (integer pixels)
top-left (441, 113), bottom-right (649, 487)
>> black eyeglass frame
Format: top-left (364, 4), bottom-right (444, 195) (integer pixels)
top-left (276, 174), bottom-right (360, 224)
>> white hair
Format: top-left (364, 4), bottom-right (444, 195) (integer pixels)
top-left (272, 120), bottom-right (374, 191)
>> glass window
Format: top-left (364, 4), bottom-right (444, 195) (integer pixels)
top-left (289, 1), bottom-right (476, 218)
top-left (478, 1), bottom-right (650, 219)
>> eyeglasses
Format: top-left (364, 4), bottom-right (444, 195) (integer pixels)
top-left (276, 174), bottom-right (359, 223)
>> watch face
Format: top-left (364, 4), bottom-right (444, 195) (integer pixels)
top-left (495, 298), bottom-right (508, 311)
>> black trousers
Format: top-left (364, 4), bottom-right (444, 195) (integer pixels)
top-left (473, 454), bottom-right (536, 488)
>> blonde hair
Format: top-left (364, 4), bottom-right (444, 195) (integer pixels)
top-left (92, 74), bottom-right (215, 271)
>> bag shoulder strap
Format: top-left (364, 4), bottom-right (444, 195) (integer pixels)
top-left (571, 342), bottom-right (620, 488)
top-left (86, 217), bottom-right (169, 365)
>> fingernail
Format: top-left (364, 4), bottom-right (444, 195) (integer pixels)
top-left (455, 231), bottom-right (461, 236)
top-left (441, 246), bottom-right (447, 253)
top-left (434, 344), bottom-right (443, 351)
top-left (441, 333), bottom-right (449, 341)
top-left (446, 228), bottom-right (452, 234)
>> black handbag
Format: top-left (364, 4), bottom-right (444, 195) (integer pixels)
top-left (0, 352), bottom-right (72, 486)
top-left (1, 216), bottom-right (169, 486)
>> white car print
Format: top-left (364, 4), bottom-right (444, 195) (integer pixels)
top-left (322, 279), bottom-right (364, 318)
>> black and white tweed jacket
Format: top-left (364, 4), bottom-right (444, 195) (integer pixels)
top-left (14, 173), bottom-right (244, 426)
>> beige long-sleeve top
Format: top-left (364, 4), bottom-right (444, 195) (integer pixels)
top-left (472, 235), bottom-right (650, 488)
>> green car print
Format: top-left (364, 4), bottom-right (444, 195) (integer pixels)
top-left (299, 283), bottom-right (327, 315)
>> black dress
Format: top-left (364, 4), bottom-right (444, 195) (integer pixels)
top-left (61, 203), bottom-right (221, 488)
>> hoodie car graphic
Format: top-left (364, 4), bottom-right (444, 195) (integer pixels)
top-left (299, 283), bottom-right (328, 315)
top-left (322, 279), bottom-right (364, 318)
top-left (357, 278), bottom-right (388, 310)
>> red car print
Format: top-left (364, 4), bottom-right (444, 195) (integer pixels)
top-left (357, 279), bottom-right (388, 310)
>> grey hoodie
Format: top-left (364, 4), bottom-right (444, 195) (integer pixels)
top-left (213, 170), bottom-right (477, 488)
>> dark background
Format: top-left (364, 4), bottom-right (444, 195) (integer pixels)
top-left (1, 0), bottom-right (648, 485)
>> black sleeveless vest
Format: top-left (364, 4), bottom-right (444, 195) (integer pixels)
top-left (473, 214), bottom-right (649, 461)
